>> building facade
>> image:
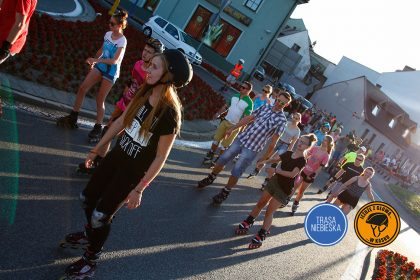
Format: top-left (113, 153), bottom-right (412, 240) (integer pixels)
top-left (311, 76), bottom-right (418, 167)
top-left (120, 0), bottom-right (308, 76)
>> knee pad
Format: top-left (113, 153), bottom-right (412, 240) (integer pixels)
top-left (101, 125), bottom-right (109, 138)
top-left (91, 209), bottom-right (111, 229)
top-left (79, 192), bottom-right (87, 209)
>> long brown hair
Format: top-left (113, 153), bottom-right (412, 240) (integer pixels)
top-left (113, 9), bottom-right (128, 30)
top-left (302, 133), bottom-right (317, 158)
top-left (324, 135), bottom-right (335, 155)
top-left (123, 54), bottom-right (182, 137)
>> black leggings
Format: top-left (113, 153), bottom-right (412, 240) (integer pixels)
top-left (82, 150), bottom-right (143, 253)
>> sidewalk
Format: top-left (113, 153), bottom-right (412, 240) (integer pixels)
top-left (0, 71), bottom-right (217, 141)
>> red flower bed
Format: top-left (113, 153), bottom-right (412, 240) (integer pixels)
top-left (201, 62), bottom-right (227, 82)
top-left (1, 0), bottom-right (224, 120)
top-left (178, 75), bottom-right (225, 120)
top-left (371, 250), bottom-right (419, 280)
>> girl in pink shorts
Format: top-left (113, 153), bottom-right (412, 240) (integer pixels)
top-left (290, 135), bottom-right (334, 215)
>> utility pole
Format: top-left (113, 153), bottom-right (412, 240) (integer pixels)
top-left (109, 0), bottom-right (121, 15)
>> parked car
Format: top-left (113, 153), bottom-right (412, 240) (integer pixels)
top-left (278, 82), bottom-right (297, 98)
top-left (278, 82), bottom-right (313, 110)
top-left (143, 15), bottom-right (202, 65)
top-left (253, 66), bottom-right (265, 81)
top-left (294, 94), bottom-right (313, 110)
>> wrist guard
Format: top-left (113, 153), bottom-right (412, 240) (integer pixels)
top-left (1, 41), bottom-right (11, 51)
top-left (0, 41), bottom-right (11, 57)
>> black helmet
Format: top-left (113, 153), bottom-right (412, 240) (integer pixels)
top-left (366, 213), bottom-right (388, 227)
top-left (163, 49), bottom-right (193, 88)
top-left (145, 38), bottom-right (164, 53)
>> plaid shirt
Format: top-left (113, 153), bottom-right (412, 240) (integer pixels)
top-left (237, 105), bottom-right (287, 152)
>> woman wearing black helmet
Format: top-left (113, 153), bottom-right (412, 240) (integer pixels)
top-left (59, 49), bottom-right (192, 279)
top-left (76, 38), bottom-right (165, 174)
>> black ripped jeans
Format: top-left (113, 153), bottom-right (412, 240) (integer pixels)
top-left (81, 150), bottom-right (145, 254)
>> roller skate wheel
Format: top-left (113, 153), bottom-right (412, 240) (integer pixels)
top-left (88, 138), bottom-right (100, 144)
top-left (59, 241), bottom-right (88, 250)
top-left (235, 228), bottom-right (248, 235)
top-left (59, 242), bottom-right (77, 249)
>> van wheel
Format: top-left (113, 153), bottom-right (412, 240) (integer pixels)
top-left (143, 27), bottom-right (152, 37)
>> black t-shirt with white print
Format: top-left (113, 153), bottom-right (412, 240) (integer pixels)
top-left (276, 151), bottom-right (307, 195)
top-left (113, 99), bottom-right (178, 176)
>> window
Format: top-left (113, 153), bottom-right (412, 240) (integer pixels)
top-left (368, 133), bottom-right (376, 145)
top-left (245, 0), bottom-right (262, 11)
top-left (361, 129), bottom-right (370, 140)
top-left (184, 5), bottom-right (242, 57)
top-left (154, 17), bottom-right (167, 28)
top-left (372, 105), bottom-right (380, 116)
top-left (389, 119), bottom-right (396, 128)
top-left (291, 43), bottom-right (301, 52)
top-left (402, 129), bottom-right (410, 138)
top-left (143, 0), bottom-right (160, 12)
top-left (165, 24), bottom-right (179, 40)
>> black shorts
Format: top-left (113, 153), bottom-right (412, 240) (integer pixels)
top-left (301, 172), bottom-right (315, 183)
top-left (337, 190), bottom-right (360, 208)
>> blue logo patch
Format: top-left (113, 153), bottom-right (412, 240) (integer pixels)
top-left (304, 203), bottom-right (348, 246)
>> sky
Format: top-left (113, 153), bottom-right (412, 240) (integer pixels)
top-left (291, 0), bottom-right (420, 73)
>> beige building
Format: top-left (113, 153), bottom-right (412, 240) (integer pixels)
top-left (311, 76), bottom-right (417, 165)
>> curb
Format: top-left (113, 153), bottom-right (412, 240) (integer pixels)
top-left (0, 84), bottom-right (108, 121)
top-left (0, 83), bottom-right (216, 142)
top-left (361, 247), bottom-right (377, 280)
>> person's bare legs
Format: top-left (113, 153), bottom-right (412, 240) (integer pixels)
top-left (261, 198), bottom-right (283, 231)
top-left (73, 69), bottom-right (102, 112)
top-left (294, 181), bottom-right (311, 202)
top-left (249, 191), bottom-right (273, 218)
top-left (95, 78), bottom-right (114, 124)
top-left (340, 204), bottom-right (352, 215)
top-left (225, 175), bottom-right (239, 190)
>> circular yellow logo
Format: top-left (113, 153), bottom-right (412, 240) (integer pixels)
top-left (354, 201), bottom-right (400, 247)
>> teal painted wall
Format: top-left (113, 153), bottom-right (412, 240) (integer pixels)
top-left (154, 0), bottom-right (298, 76)
top-left (116, 0), bottom-right (300, 77)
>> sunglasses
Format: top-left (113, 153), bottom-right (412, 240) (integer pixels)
top-left (263, 89), bottom-right (270, 93)
top-left (298, 140), bottom-right (310, 146)
top-left (109, 21), bottom-right (118, 27)
top-left (240, 85), bottom-right (249, 90)
top-left (355, 158), bottom-right (364, 162)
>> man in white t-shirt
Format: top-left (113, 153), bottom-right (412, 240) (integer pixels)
top-left (203, 81), bottom-right (253, 163)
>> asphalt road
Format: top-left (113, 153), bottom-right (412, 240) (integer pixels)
top-left (37, 0), bottom-right (77, 13)
top-left (0, 102), bottom-right (414, 280)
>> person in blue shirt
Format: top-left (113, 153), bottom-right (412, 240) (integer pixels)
top-left (57, 10), bottom-right (128, 142)
top-left (313, 122), bottom-right (330, 145)
top-left (253, 84), bottom-right (272, 110)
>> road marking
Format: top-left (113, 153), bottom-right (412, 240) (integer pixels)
top-left (37, 0), bottom-right (83, 17)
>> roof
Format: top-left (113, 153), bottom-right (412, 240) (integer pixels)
top-left (285, 18), bottom-right (307, 32)
top-left (363, 78), bottom-right (417, 148)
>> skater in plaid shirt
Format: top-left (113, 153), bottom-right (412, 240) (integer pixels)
top-left (197, 89), bottom-right (292, 204)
